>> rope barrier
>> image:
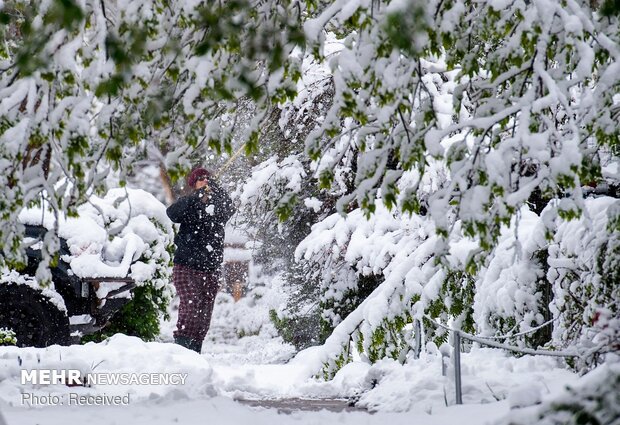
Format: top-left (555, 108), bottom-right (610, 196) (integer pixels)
top-left (470, 317), bottom-right (558, 340)
top-left (422, 314), bottom-right (578, 358)
top-left (419, 314), bottom-right (581, 405)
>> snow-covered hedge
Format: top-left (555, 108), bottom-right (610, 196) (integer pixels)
top-left (295, 194), bottom-right (620, 377)
top-left (547, 197), bottom-right (620, 366)
top-left (0, 328), bottom-right (17, 346)
top-left (477, 196), bottom-right (620, 361)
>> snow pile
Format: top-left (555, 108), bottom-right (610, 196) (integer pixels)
top-left (500, 361), bottom-right (620, 425)
top-left (0, 334), bottom-right (215, 406)
top-left (2, 399), bottom-right (415, 425)
top-left (19, 188), bottom-right (175, 288)
top-left (506, 384), bottom-right (543, 409)
top-left (206, 345), bottom-right (577, 416)
top-left (0, 336), bottom-right (585, 423)
top-left (348, 348), bottom-right (575, 413)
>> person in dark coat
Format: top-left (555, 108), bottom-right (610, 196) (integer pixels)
top-left (166, 167), bottom-right (235, 352)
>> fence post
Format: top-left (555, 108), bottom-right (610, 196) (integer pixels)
top-left (414, 319), bottom-right (421, 359)
top-left (439, 343), bottom-right (450, 376)
top-left (454, 330), bottom-right (463, 405)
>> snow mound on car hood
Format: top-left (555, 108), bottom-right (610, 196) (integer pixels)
top-left (19, 188), bottom-right (174, 283)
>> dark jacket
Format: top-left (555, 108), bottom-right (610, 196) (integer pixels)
top-left (166, 180), bottom-right (235, 272)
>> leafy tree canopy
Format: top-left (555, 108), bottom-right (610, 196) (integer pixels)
top-left (0, 0), bottom-right (618, 273)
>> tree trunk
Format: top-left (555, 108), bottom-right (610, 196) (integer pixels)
top-left (159, 162), bottom-right (176, 204)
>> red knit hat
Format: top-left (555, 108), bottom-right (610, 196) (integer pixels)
top-left (187, 167), bottom-right (210, 188)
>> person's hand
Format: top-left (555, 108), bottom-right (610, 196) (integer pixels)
top-left (196, 186), bottom-right (211, 203)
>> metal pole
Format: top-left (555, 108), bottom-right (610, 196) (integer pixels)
top-left (454, 331), bottom-right (463, 405)
top-left (414, 319), bottom-right (421, 359)
top-left (439, 342), bottom-right (450, 376)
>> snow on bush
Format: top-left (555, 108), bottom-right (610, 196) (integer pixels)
top-left (294, 192), bottom-right (619, 377)
top-left (473, 207), bottom-right (549, 343)
top-left (0, 328), bottom-right (17, 346)
top-left (295, 199), bottom-right (446, 377)
top-left (206, 275), bottom-right (297, 364)
top-left (474, 196), bottom-right (620, 361)
top-left (211, 277), bottom-right (287, 340)
top-left (233, 149), bottom-right (335, 349)
top-left (547, 197), bottom-right (620, 365)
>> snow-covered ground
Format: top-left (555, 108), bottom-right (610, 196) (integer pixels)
top-left (1, 274), bottom-right (612, 425)
top-left (0, 326), bottom-right (590, 425)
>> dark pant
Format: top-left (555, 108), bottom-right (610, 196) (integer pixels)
top-left (172, 264), bottom-right (220, 343)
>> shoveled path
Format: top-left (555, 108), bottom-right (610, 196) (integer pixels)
top-left (237, 398), bottom-right (367, 414)
top-left (201, 323), bottom-right (368, 413)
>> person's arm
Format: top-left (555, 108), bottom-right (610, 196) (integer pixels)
top-left (209, 180), bottom-right (235, 224)
top-left (219, 188), bottom-right (235, 223)
top-left (166, 194), bottom-right (199, 223)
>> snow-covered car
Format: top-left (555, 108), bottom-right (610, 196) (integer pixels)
top-left (0, 224), bottom-right (136, 347)
top-left (0, 188), bottom-right (175, 347)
